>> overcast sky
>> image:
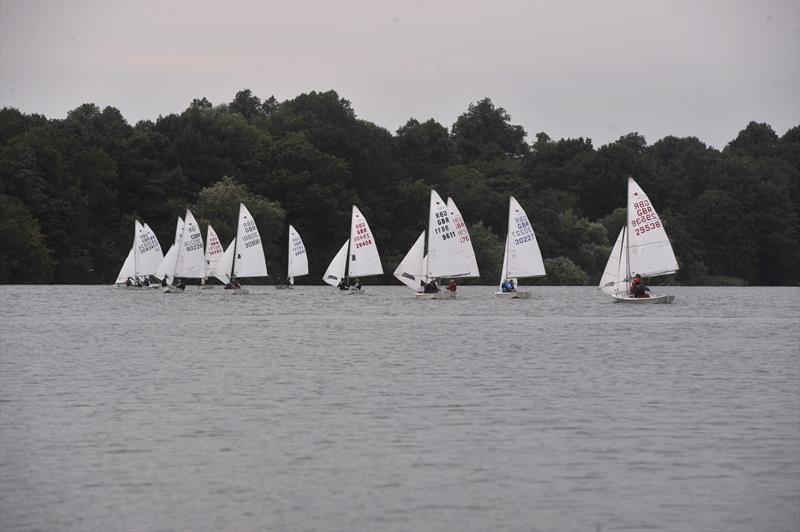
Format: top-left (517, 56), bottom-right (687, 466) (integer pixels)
top-left (1, 0), bottom-right (798, 149)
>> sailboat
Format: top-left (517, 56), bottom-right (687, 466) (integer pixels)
top-left (211, 203), bottom-right (269, 294)
top-left (599, 177), bottom-right (678, 303)
top-left (163, 209), bottom-right (205, 293)
top-left (201, 224), bottom-right (224, 288)
top-left (277, 225), bottom-right (308, 289)
top-left (155, 216), bottom-right (185, 282)
top-left (495, 196), bottom-right (546, 298)
top-left (393, 190), bottom-right (479, 299)
top-left (322, 206), bottom-right (383, 293)
top-left (115, 220), bottom-right (164, 287)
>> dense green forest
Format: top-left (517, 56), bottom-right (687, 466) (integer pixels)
top-left (1, 90), bottom-right (798, 285)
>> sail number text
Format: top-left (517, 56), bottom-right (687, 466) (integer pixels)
top-left (353, 222), bottom-right (374, 249)
top-left (631, 200), bottom-right (663, 236)
top-left (241, 219), bottom-right (262, 248)
top-left (511, 216), bottom-right (533, 245)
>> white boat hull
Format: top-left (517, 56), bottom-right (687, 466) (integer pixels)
top-left (415, 290), bottom-right (456, 300)
top-left (612, 294), bottom-right (675, 304)
top-left (494, 291), bottom-right (530, 299)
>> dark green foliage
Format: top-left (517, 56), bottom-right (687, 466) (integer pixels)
top-left (0, 93), bottom-right (796, 285)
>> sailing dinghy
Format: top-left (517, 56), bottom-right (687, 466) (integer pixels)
top-left (155, 216), bottom-right (185, 283)
top-left (277, 225), bottom-right (308, 289)
top-left (201, 224), bottom-right (224, 288)
top-left (115, 220), bottom-right (164, 287)
top-left (495, 196), bottom-right (546, 298)
top-left (394, 190), bottom-right (479, 299)
top-left (599, 177), bottom-right (678, 303)
top-left (211, 203), bottom-right (269, 294)
top-left (322, 206), bottom-right (383, 294)
top-left (163, 209), bottom-right (205, 293)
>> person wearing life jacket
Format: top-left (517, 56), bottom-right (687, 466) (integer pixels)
top-left (631, 274), bottom-right (649, 298)
top-left (447, 279), bottom-right (457, 293)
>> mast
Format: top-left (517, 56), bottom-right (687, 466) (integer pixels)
top-left (344, 225), bottom-right (351, 285)
top-left (171, 215), bottom-right (187, 285)
top-left (624, 223), bottom-right (631, 284)
top-left (504, 198), bottom-right (511, 281)
top-left (133, 223), bottom-right (140, 280)
top-left (230, 207), bottom-right (240, 283)
top-left (287, 229), bottom-right (292, 286)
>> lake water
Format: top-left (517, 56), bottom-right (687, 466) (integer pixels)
top-left (1, 285), bottom-right (798, 532)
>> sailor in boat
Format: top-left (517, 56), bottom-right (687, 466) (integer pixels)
top-left (142, 277), bottom-right (150, 287)
top-left (125, 277), bottom-right (133, 287)
top-left (424, 279), bottom-right (439, 293)
top-left (447, 279), bottom-right (457, 293)
top-left (501, 279), bottom-right (516, 292)
top-left (133, 277), bottom-right (142, 287)
top-left (174, 278), bottom-right (186, 291)
top-left (337, 278), bottom-right (349, 290)
top-left (161, 275), bottom-right (168, 287)
top-left (352, 278), bottom-right (362, 290)
top-left (630, 274), bottom-right (650, 298)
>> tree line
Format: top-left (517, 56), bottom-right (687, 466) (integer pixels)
top-left (1, 90), bottom-right (798, 285)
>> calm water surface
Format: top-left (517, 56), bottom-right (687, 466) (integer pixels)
top-left (1, 285), bottom-right (798, 532)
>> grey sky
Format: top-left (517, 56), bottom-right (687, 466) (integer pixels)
top-left (1, 0), bottom-right (798, 149)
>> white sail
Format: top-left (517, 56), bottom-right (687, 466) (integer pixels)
top-left (446, 197), bottom-right (480, 277)
top-left (155, 216), bottom-right (184, 281)
top-left (115, 247), bottom-right (135, 283)
top-left (287, 225), bottom-right (309, 284)
top-left (138, 223), bottom-right (163, 276)
top-left (426, 190), bottom-right (460, 278)
top-left (322, 240), bottom-right (348, 286)
top-left (173, 217), bottom-right (184, 245)
top-left (499, 196), bottom-right (545, 288)
top-left (212, 241), bottom-right (235, 284)
top-left (233, 203), bottom-right (268, 278)
top-left (626, 177), bottom-right (679, 278)
top-left (394, 231), bottom-right (426, 291)
top-left (204, 224), bottom-right (224, 278)
top-left (599, 227), bottom-right (628, 295)
top-left (348, 206), bottom-right (383, 278)
top-left (173, 209), bottom-right (205, 279)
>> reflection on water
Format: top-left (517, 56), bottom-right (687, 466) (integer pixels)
top-left (1, 286), bottom-right (798, 531)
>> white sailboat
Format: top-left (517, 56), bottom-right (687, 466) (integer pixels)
top-left (278, 224), bottom-right (308, 289)
top-left (211, 203), bottom-right (269, 294)
top-left (393, 190), bottom-right (479, 299)
top-left (155, 216), bottom-right (185, 282)
top-left (599, 177), bottom-right (678, 303)
top-left (115, 220), bottom-right (164, 287)
top-left (322, 206), bottom-right (383, 294)
top-left (495, 196), bottom-right (546, 298)
top-left (163, 209), bottom-right (205, 293)
top-left (201, 224), bottom-right (225, 288)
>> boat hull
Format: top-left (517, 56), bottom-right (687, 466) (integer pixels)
top-left (415, 290), bottom-right (456, 300)
top-left (612, 294), bottom-right (675, 304)
top-left (494, 291), bottom-right (530, 299)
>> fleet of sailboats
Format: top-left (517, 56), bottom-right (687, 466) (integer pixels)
top-left (599, 177), bottom-right (678, 303)
top-left (113, 181), bottom-right (681, 300)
